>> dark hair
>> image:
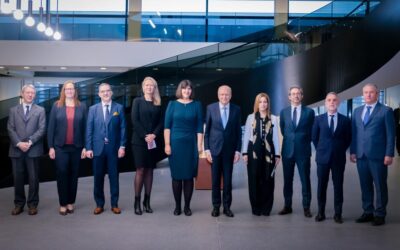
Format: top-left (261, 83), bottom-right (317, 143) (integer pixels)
top-left (175, 79), bottom-right (194, 99)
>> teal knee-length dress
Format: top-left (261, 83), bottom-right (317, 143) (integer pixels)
top-left (164, 100), bottom-right (203, 180)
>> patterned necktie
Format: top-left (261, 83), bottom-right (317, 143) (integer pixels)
top-left (25, 105), bottom-right (30, 120)
top-left (222, 106), bottom-right (228, 128)
top-left (330, 115), bottom-right (335, 135)
top-left (292, 107), bottom-right (297, 127)
top-left (363, 106), bottom-right (371, 125)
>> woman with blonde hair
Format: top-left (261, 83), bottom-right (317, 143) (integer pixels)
top-left (242, 93), bottom-right (280, 216)
top-left (131, 76), bottom-right (163, 215)
top-left (47, 80), bottom-right (87, 215)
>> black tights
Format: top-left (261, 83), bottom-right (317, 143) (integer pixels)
top-left (172, 179), bottom-right (194, 209)
top-left (134, 168), bottom-right (154, 197)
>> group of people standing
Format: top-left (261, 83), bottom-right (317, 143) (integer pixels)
top-left (7, 79), bottom-right (395, 226)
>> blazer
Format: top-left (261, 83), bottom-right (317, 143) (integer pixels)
top-left (312, 112), bottom-right (351, 165)
top-left (279, 105), bottom-right (315, 158)
top-left (85, 102), bottom-right (127, 156)
top-left (7, 103), bottom-right (46, 158)
top-left (47, 102), bottom-right (87, 149)
top-left (242, 114), bottom-right (280, 156)
top-left (131, 96), bottom-right (163, 146)
top-left (350, 102), bottom-right (395, 160)
top-left (204, 102), bottom-right (242, 156)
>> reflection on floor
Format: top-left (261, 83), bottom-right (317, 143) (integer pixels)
top-left (0, 156), bottom-right (399, 250)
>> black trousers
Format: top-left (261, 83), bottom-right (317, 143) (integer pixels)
top-left (317, 160), bottom-right (345, 215)
top-left (11, 155), bottom-right (39, 208)
top-left (54, 145), bottom-right (82, 206)
top-left (396, 126), bottom-right (400, 155)
top-left (247, 154), bottom-right (275, 214)
top-left (211, 149), bottom-right (235, 209)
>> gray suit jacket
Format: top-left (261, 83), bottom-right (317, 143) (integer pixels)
top-left (7, 104), bottom-right (46, 158)
top-left (350, 102), bottom-right (395, 160)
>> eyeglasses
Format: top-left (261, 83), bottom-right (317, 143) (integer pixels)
top-left (65, 88), bottom-right (75, 91)
top-left (100, 89), bottom-right (111, 94)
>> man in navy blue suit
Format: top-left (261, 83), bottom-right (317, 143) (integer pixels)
top-left (279, 86), bottom-right (315, 217)
top-left (312, 92), bottom-right (351, 223)
top-left (86, 83), bottom-right (126, 215)
top-left (204, 85), bottom-right (242, 218)
top-left (350, 83), bottom-right (395, 226)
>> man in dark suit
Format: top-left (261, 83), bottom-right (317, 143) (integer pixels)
top-left (350, 83), bottom-right (395, 226)
top-left (394, 104), bottom-right (400, 155)
top-left (7, 84), bottom-right (46, 216)
top-left (204, 85), bottom-right (242, 218)
top-left (86, 83), bottom-right (126, 215)
top-left (312, 92), bottom-right (351, 223)
top-left (279, 86), bottom-right (315, 217)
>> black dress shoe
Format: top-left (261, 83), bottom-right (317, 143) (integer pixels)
top-left (184, 207), bottom-right (192, 216)
top-left (304, 208), bottom-right (312, 218)
top-left (315, 213), bottom-right (326, 222)
top-left (278, 207), bottom-right (292, 215)
top-left (355, 213), bottom-right (374, 223)
top-left (173, 207), bottom-right (182, 216)
top-left (334, 214), bottom-right (343, 224)
top-left (252, 211), bottom-right (261, 216)
top-left (211, 207), bottom-right (220, 217)
top-left (223, 209), bottom-right (234, 217)
top-left (372, 216), bottom-right (385, 226)
top-left (262, 211), bottom-right (270, 216)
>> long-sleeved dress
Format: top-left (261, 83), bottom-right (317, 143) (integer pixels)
top-left (164, 100), bottom-right (203, 180)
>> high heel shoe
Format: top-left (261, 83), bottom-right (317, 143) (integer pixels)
top-left (134, 196), bottom-right (142, 215)
top-left (59, 207), bottom-right (67, 216)
top-left (143, 194), bottom-right (153, 213)
top-left (66, 204), bottom-right (74, 214)
top-left (173, 207), bottom-right (182, 216)
top-left (184, 206), bottom-right (192, 216)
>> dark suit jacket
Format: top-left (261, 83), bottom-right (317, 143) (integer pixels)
top-left (204, 102), bottom-right (242, 156)
top-left (130, 96), bottom-right (163, 147)
top-left (312, 113), bottom-right (351, 165)
top-left (85, 102), bottom-right (127, 156)
top-left (280, 105), bottom-right (315, 158)
top-left (350, 102), bottom-right (395, 160)
top-left (47, 102), bottom-right (87, 149)
top-left (7, 104), bottom-right (46, 158)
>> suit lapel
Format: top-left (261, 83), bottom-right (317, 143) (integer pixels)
top-left (215, 103), bottom-right (224, 129)
top-left (17, 104), bottom-right (25, 121)
top-left (287, 108), bottom-right (296, 130)
top-left (106, 103), bottom-right (113, 125)
top-left (366, 103), bottom-right (380, 126)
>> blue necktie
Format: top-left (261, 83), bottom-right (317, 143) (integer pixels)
top-left (292, 107), bottom-right (297, 128)
top-left (330, 115), bottom-right (334, 135)
top-left (222, 106), bottom-right (228, 128)
top-left (363, 106), bottom-right (371, 125)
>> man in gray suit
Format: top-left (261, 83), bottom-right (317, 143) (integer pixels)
top-left (7, 84), bottom-right (46, 216)
top-left (350, 83), bottom-right (395, 226)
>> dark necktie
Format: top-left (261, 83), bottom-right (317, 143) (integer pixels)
top-left (292, 107), bottom-right (297, 127)
top-left (25, 105), bottom-right (30, 120)
top-left (330, 115), bottom-right (335, 135)
top-left (363, 106), bottom-right (371, 125)
top-left (105, 104), bottom-right (110, 120)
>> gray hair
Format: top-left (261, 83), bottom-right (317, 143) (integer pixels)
top-left (289, 86), bottom-right (303, 95)
top-left (21, 84), bottom-right (36, 94)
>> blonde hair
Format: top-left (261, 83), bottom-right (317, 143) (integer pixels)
top-left (56, 80), bottom-right (80, 107)
top-left (253, 92), bottom-right (271, 119)
top-left (142, 76), bottom-right (161, 106)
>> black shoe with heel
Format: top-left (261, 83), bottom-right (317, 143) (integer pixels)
top-left (143, 194), bottom-right (153, 213)
top-left (134, 196), bottom-right (142, 215)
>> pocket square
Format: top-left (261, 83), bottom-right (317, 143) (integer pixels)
top-left (113, 111), bottom-right (119, 116)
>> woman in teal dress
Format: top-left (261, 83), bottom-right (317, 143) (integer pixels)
top-left (164, 80), bottom-right (203, 216)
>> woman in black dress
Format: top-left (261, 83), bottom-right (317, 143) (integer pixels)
top-left (131, 77), bottom-right (163, 215)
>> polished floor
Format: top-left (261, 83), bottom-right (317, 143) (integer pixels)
top-left (0, 156), bottom-right (399, 250)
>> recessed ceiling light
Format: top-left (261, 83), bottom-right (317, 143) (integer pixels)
top-left (0, 66), bottom-right (5, 69)
top-left (23, 66), bottom-right (31, 69)
top-left (60, 67), bottom-right (67, 70)
top-left (153, 67), bottom-right (159, 71)
top-left (100, 67), bottom-right (107, 70)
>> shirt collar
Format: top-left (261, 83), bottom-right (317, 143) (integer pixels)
top-left (102, 101), bottom-right (112, 107)
top-left (365, 101), bottom-right (377, 109)
top-left (219, 103), bottom-right (230, 109)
